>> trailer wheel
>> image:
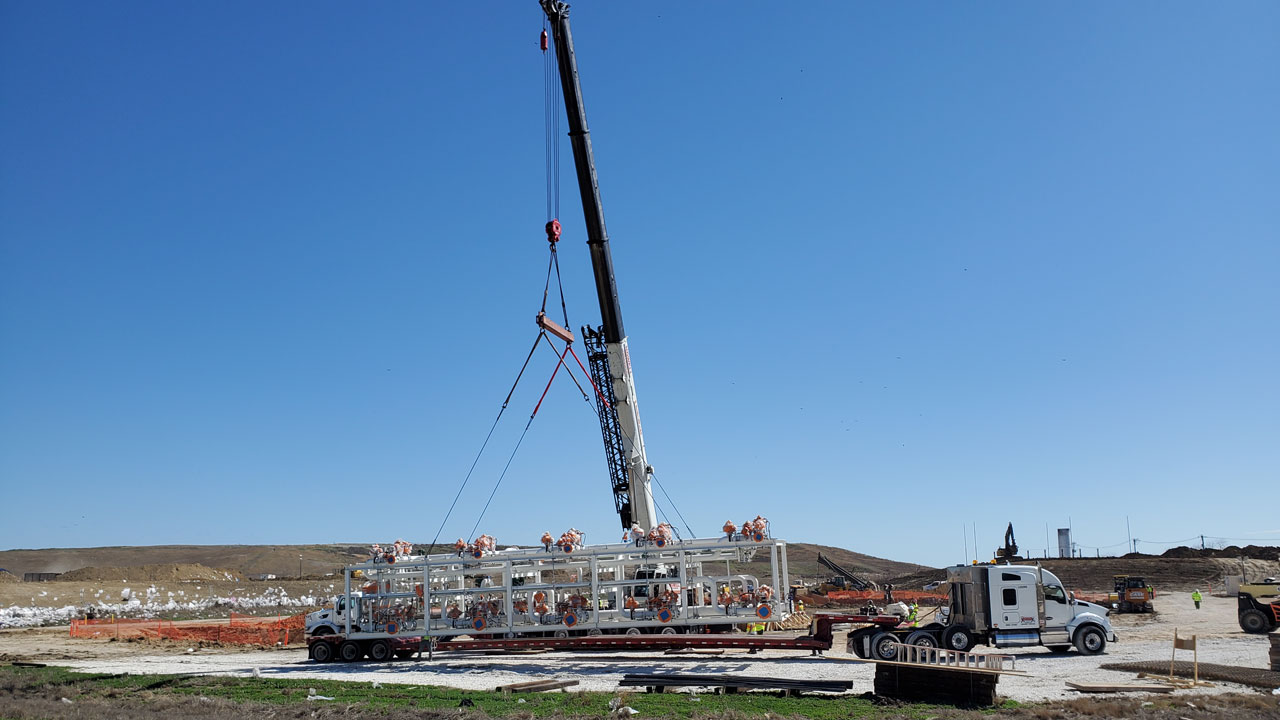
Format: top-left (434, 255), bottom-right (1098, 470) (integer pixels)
top-left (310, 641), bottom-right (334, 663)
top-left (394, 648), bottom-right (416, 660)
top-left (1239, 609), bottom-right (1270, 634)
top-left (1074, 625), bottom-right (1106, 655)
top-left (904, 630), bottom-right (938, 648)
top-left (660, 627), bottom-right (678, 635)
top-left (587, 629), bottom-right (603, 636)
top-left (941, 626), bottom-right (974, 652)
top-left (553, 630), bottom-right (569, 638)
top-left (338, 640), bottom-right (363, 662)
top-left (871, 632), bottom-right (900, 661)
top-left (624, 628), bottom-right (642, 636)
top-left (367, 640), bottom-right (392, 662)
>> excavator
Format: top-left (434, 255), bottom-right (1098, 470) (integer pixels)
top-left (994, 522), bottom-right (1023, 562)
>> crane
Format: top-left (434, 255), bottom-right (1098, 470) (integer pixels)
top-left (540, 0), bottom-right (658, 533)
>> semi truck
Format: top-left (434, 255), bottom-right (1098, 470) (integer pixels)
top-left (847, 563), bottom-right (1117, 659)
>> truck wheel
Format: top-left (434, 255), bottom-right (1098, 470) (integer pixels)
top-left (367, 640), bottom-right (392, 662)
top-left (394, 648), bottom-right (416, 660)
top-left (338, 640), bottom-right (363, 662)
top-left (871, 632), bottom-right (900, 661)
top-left (1239, 609), bottom-right (1270, 634)
top-left (904, 630), bottom-right (938, 648)
top-left (311, 641), bottom-right (334, 663)
top-left (941, 626), bottom-right (974, 652)
top-left (846, 629), bottom-right (872, 658)
top-left (1074, 626), bottom-right (1106, 655)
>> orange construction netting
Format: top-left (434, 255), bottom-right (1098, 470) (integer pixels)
top-left (70, 613), bottom-right (307, 646)
top-left (825, 589), bottom-right (949, 604)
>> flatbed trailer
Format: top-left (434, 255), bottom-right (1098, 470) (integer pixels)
top-left (307, 612), bottom-right (905, 662)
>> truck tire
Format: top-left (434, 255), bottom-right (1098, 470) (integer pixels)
top-left (941, 626), bottom-right (974, 652)
top-left (338, 640), bottom-right (363, 662)
top-left (367, 640), bottom-right (392, 662)
top-left (871, 632), bottom-right (900, 661)
top-left (311, 641), bottom-right (334, 663)
top-left (904, 630), bottom-right (938, 648)
top-left (1239, 608), bottom-right (1271, 634)
top-left (1074, 625), bottom-right (1106, 655)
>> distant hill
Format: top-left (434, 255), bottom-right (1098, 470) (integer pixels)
top-left (0, 541), bottom-right (924, 582)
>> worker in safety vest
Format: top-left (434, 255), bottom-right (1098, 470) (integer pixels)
top-left (907, 602), bottom-right (919, 627)
top-left (1191, 589), bottom-right (1202, 609)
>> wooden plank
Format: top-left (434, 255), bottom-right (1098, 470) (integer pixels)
top-left (1066, 681), bottom-right (1175, 694)
top-left (496, 679), bottom-right (579, 693)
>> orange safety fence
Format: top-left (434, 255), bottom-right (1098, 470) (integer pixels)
top-left (825, 590), bottom-right (949, 604)
top-left (71, 614), bottom-right (307, 646)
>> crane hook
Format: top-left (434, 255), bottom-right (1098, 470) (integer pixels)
top-left (540, 29), bottom-right (548, 53)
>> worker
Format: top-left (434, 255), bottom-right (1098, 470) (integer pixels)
top-left (797, 599), bottom-right (805, 613)
top-left (907, 602), bottom-right (919, 628)
top-left (1147, 584), bottom-right (1154, 599)
top-left (1192, 589), bottom-right (1202, 609)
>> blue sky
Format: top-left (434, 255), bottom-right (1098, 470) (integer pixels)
top-left (2, 1), bottom-right (1276, 568)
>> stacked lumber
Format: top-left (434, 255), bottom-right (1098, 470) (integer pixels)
top-left (619, 674), bottom-right (851, 694)
top-left (1271, 635), bottom-right (1280, 672)
top-left (771, 611), bottom-right (811, 631)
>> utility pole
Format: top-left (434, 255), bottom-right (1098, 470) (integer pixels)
top-left (298, 554), bottom-right (302, 580)
top-left (963, 524), bottom-right (969, 565)
top-left (1126, 516), bottom-right (1132, 557)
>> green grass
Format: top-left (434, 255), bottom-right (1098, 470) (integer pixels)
top-left (1, 664), bottom-right (996, 719)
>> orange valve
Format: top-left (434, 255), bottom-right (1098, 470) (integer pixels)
top-left (756, 605), bottom-right (772, 620)
top-left (385, 621), bottom-right (399, 634)
top-left (533, 591), bottom-right (546, 604)
top-left (658, 608), bottom-right (672, 623)
top-left (472, 616), bottom-right (487, 631)
top-left (415, 584), bottom-right (424, 598)
top-left (563, 612), bottom-right (578, 627)
top-left (624, 596), bottom-right (638, 610)
top-left (561, 543), bottom-right (574, 554)
top-left (536, 603), bottom-right (550, 615)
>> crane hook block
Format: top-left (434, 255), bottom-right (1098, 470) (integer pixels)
top-left (536, 311), bottom-right (575, 344)
top-left (545, 218), bottom-right (561, 244)
top-left (541, 29), bottom-right (549, 53)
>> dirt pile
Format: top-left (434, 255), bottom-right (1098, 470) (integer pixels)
top-left (0, 570), bottom-right (19, 583)
top-left (60, 564), bottom-right (244, 582)
top-left (1161, 545), bottom-right (1280, 561)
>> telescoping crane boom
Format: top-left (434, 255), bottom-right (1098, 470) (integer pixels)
top-left (540, 0), bottom-right (658, 533)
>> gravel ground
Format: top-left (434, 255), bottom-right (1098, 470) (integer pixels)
top-left (56, 634), bottom-right (1275, 703)
top-left (38, 593), bottom-right (1277, 703)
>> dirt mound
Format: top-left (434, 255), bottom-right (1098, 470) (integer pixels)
top-left (1161, 545), bottom-right (1280, 561)
top-left (0, 570), bottom-right (19, 583)
top-left (60, 564), bottom-right (243, 582)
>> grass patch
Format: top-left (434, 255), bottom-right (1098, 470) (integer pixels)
top-left (0, 664), bottom-right (966, 719)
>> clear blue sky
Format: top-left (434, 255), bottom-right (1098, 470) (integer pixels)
top-left (2, 1), bottom-right (1276, 568)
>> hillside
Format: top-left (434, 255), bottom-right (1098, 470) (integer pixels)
top-left (0, 541), bottom-right (922, 582)
top-left (885, 556), bottom-right (1280, 593)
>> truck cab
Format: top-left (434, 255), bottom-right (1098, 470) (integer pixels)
top-left (945, 564), bottom-right (1116, 655)
top-left (306, 593), bottom-right (364, 636)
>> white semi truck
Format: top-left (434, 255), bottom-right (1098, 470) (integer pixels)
top-left (848, 563), bottom-right (1118, 660)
